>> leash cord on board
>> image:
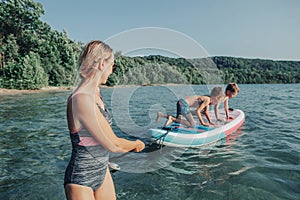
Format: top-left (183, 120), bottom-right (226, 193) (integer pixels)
top-left (153, 126), bottom-right (174, 148)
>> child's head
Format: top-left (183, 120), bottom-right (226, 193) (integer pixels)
top-left (210, 86), bottom-right (225, 105)
top-left (225, 83), bottom-right (239, 98)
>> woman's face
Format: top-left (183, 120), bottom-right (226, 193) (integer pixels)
top-left (100, 55), bottom-right (115, 84)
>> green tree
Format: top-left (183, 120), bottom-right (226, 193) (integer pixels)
top-left (0, 0), bottom-right (82, 89)
top-left (2, 52), bottom-right (48, 89)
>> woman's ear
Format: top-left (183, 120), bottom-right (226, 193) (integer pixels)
top-left (98, 59), bottom-right (105, 71)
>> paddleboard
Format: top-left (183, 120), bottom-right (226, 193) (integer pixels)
top-left (149, 109), bottom-right (245, 147)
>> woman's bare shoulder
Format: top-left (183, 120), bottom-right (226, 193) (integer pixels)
top-left (68, 92), bottom-right (94, 107)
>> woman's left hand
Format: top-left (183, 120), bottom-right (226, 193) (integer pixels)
top-left (134, 140), bottom-right (145, 152)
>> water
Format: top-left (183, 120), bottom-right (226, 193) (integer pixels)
top-left (0, 84), bottom-right (299, 200)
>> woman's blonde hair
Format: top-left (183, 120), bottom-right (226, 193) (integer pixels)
top-left (78, 40), bottom-right (113, 79)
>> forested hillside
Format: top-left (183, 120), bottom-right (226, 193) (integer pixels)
top-left (1, 0), bottom-right (299, 90)
top-left (106, 55), bottom-right (300, 86)
top-left (0, 0), bottom-right (82, 89)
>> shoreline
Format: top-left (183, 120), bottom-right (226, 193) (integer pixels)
top-left (4, 83), bottom-right (290, 95)
top-left (0, 84), bottom-right (182, 95)
top-left (0, 86), bottom-right (74, 95)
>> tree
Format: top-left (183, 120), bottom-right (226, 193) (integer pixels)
top-left (2, 52), bottom-right (48, 89)
top-left (0, 0), bottom-right (82, 89)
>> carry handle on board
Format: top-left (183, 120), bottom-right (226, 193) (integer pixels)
top-left (162, 126), bottom-right (174, 131)
top-left (108, 162), bottom-right (120, 173)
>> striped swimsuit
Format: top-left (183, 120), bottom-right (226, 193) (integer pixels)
top-left (64, 95), bottom-right (112, 191)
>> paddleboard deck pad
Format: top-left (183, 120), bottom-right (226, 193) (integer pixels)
top-left (149, 109), bottom-right (245, 147)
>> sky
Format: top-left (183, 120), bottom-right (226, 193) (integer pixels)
top-left (36, 0), bottom-right (300, 61)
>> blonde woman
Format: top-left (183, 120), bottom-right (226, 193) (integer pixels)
top-left (64, 40), bottom-right (145, 200)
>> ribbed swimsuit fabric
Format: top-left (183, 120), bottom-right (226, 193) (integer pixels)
top-left (64, 94), bottom-right (113, 191)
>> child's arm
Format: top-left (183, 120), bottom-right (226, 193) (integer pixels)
top-left (203, 105), bottom-right (216, 125)
top-left (214, 101), bottom-right (221, 120)
top-left (196, 102), bottom-right (210, 126)
top-left (224, 98), bottom-right (230, 119)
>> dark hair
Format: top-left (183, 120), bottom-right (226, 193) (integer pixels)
top-left (226, 83), bottom-right (239, 94)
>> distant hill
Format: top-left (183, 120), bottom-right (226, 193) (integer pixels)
top-left (106, 55), bottom-right (300, 86)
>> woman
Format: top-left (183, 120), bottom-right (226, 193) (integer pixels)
top-left (64, 40), bottom-right (145, 200)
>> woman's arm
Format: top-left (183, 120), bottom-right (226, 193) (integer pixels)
top-left (74, 94), bottom-right (145, 153)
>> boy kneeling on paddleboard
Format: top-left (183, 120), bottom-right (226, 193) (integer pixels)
top-left (156, 87), bottom-right (224, 127)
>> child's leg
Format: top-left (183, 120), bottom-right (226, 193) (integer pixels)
top-left (156, 112), bottom-right (169, 122)
top-left (184, 113), bottom-right (195, 126)
top-left (165, 115), bottom-right (176, 126)
top-left (166, 114), bottom-right (194, 127)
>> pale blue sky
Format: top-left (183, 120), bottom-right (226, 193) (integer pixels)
top-left (37, 0), bottom-right (300, 60)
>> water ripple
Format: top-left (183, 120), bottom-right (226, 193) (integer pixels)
top-left (1, 85), bottom-right (300, 199)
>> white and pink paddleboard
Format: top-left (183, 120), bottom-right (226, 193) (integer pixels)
top-left (149, 109), bottom-right (245, 147)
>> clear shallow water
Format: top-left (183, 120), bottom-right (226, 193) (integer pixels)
top-left (0, 84), bottom-right (299, 200)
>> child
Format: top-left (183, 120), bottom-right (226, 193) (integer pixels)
top-left (214, 83), bottom-right (240, 121)
top-left (156, 87), bottom-right (224, 127)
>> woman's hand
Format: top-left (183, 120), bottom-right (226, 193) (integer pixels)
top-left (134, 140), bottom-right (145, 152)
